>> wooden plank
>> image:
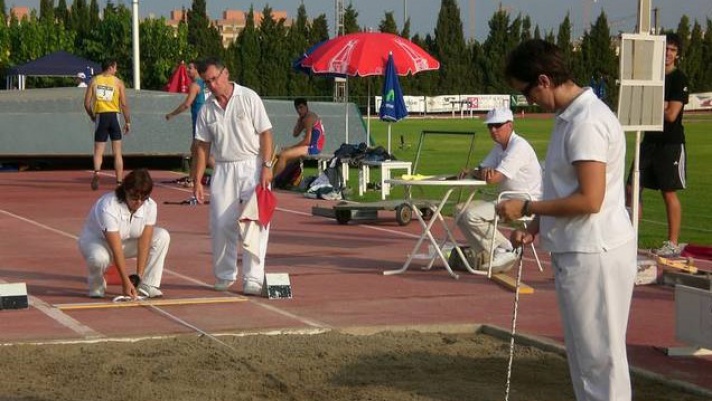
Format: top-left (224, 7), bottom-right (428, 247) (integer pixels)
top-left (491, 274), bottom-right (534, 294)
top-left (657, 256), bottom-right (697, 274)
top-left (54, 296), bottom-right (247, 310)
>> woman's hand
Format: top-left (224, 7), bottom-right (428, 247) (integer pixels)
top-left (122, 278), bottom-right (139, 299)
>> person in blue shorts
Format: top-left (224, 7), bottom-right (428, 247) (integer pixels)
top-left (165, 60), bottom-right (209, 187)
top-left (272, 98), bottom-right (326, 178)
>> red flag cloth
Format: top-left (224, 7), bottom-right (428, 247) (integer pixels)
top-left (164, 63), bottom-right (190, 93)
top-left (681, 244), bottom-right (712, 261)
top-left (256, 186), bottom-right (277, 227)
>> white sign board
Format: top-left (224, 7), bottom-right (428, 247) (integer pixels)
top-left (617, 33), bottom-right (666, 131)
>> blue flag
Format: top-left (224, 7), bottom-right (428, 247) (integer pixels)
top-left (379, 53), bottom-right (408, 122)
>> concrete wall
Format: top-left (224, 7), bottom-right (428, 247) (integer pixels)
top-left (0, 88), bottom-right (366, 157)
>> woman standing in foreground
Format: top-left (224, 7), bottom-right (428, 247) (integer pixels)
top-left (497, 39), bottom-right (637, 401)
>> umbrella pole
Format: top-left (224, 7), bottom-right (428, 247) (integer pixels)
top-left (345, 77), bottom-right (349, 144)
top-left (631, 131), bottom-right (641, 233)
top-left (387, 123), bottom-right (392, 155)
top-left (366, 80), bottom-right (371, 145)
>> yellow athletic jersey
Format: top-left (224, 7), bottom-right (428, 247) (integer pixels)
top-left (92, 75), bottom-right (121, 114)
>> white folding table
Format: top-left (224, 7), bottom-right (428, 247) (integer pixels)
top-left (383, 178), bottom-right (488, 279)
top-left (358, 160), bottom-right (413, 199)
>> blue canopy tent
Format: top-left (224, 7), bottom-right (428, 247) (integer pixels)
top-left (6, 51), bottom-right (101, 90)
top-left (379, 53), bottom-right (408, 154)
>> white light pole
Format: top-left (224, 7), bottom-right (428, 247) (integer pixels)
top-left (132, 0), bottom-right (141, 90)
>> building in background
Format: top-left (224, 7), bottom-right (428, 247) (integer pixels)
top-left (166, 9), bottom-right (291, 48)
top-left (8, 6), bottom-right (30, 21)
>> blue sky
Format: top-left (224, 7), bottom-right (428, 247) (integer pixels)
top-left (16, 0), bottom-right (712, 40)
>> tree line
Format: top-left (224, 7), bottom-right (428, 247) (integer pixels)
top-left (2, 0), bottom-right (711, 109)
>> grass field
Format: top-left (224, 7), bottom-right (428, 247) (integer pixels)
top-left (322, 112), bottom-right (712, 249)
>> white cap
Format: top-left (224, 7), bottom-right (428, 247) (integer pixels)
top-left (484, 107), bottom-right (514, 124)
top-left (76, 72), bottom-right (86, 79)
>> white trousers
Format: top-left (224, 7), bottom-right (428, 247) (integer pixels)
top-left (455, 200), bottom-right (510, 253)
top-left (552, 238), bottom-right (637, 401)
top-left (78, 227), bottom-right (170, 288)
top-left (210, 157), bottom-right (270, 285)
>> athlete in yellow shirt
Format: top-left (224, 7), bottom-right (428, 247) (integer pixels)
top-left (83, 59), bottom-right (131, 190)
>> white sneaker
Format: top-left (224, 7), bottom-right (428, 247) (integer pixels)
top-left (487, 249), bottom-right (519, 273)
top-left (652, 241), bottom-right (683, 257)
top-left (243, 280), bottom-right (263, 296)
top-left (137, 283), bottom-right (163, 298)
top-left (214, 279), bottom-right (235, 291)
top-left (88, 276), bottom-right (106, 298)
top-left (88, 286), bottom-right (105, 298)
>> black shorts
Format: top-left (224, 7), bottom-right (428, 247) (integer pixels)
top-left (94, 113), bottom-right (122, 143)
top-left (629, 142), bottom-right (686, 191)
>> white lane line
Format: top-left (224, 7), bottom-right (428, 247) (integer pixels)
top-left (0, 210), bottom-right (103, 338)
top-left (162, 270), bottom-right (331, 329)
top-left (1, 206), bottom-right (330, 334)
top-left (0, 209), bottom-right (79, 240)
top-left (3, 185), bottom-right (540, 339)
top-left (29, 295), bottom-right (103, 339)
top-left (0, 276), bottom-right (102, 339)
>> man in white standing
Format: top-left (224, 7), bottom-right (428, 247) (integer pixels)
top-left (193, 57), bottom-right (274, 296)
top-left (455, 107), bottom-right (542, 272)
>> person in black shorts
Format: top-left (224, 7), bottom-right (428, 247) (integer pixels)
top-left (84, 59), bottom-right (131, 190)
top-left (627, 33), bottom-right (688, 256)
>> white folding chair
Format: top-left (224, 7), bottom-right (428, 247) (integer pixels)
top-left (488, 190), bottom-right (544, 278)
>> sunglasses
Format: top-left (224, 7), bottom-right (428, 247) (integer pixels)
top-left (521, 81), bottom-right (539, 98)
top-left (487, 122), bottom-right (508, 130)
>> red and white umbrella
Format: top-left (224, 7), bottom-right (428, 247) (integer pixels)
top-left (298, 32), bottom-right (439, 143)
top-left (300, 32), bottom-right (440, 77)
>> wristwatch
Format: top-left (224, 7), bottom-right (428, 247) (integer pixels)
top-left (262, 160), bottom-right (274, 169)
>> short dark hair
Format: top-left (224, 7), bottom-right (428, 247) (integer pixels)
top-left (116, 169), bottom-right (153, 203)
top-left (505, 39), bottom-right (573, 88)
top-left (101, 59), bottom-right (117, 71)
top-left (196, 57), bottom-right (225, 74)
top-left (294, 97), bottom-right (308, 108)
top-left (666, 32), bottom-right (683, 54)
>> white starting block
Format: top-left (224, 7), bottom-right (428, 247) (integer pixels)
top-left (0, 282), bottom-right (29, 310)
top-left (264, 273), bottom-right (292, 299)
top-left (668, 284), bottom-right (712, 356)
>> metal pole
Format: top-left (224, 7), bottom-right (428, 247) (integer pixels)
top-left (132, 0), bottom-right (141, 90)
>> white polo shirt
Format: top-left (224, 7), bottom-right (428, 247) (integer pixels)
top-left (79, 192), bottom-right (157, 241)
top-left (481, 132), bottom-right (543, 200)
top-left (540, 88), bottom-right (635, 253)
top-left (195, 83), bottom-right (273, 162)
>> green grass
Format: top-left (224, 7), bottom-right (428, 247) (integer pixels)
top-left (301, 113), bottom-right (712, 248)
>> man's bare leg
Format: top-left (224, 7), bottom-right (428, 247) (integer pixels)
top-left (112, 140), bottom-right (124, 184)
top-left (91, 142), bottom-right (106, 190)
top-left (273, 146), bottom-right (307, 178)
top-left (662, 190), bottom-right (681, 245)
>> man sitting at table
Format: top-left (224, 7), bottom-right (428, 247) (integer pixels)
top-left (454, 107), bottom-right (542, 272)
top-left (273, 98), bottom-right (326, 179)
